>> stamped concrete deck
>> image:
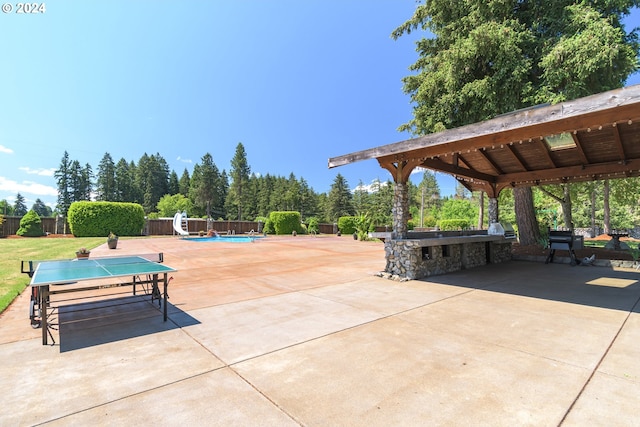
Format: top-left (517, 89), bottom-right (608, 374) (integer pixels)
top-left (1, 235), bottom-right (639, 426)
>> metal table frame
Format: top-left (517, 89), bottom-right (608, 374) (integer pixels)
top-left (26, 255), bottom-right (175, 345)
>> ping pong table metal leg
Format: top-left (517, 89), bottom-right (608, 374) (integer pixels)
top-left (163, 273), bottom-right (168, 321)
top-left (150, 274), bottom-right (161, 307)
top-left (40, 285), bottom-right (48, 345)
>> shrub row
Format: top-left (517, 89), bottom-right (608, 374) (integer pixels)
top-left (268, 211), bottom-right (304, 235)
top-left (68, 201), bottom-right (145, 237)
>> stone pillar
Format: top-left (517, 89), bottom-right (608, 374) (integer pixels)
top-left (488, 197), bottom-right (499, 225)
top-left (392, 181), bottom-right (409, 239)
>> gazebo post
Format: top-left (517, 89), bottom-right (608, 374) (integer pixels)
top-left (488, 197), bottom-right (499, 225)
top-left (378, 158), bottom-right (422, 240)
top-left (392, 181), bottom-right (410, 239)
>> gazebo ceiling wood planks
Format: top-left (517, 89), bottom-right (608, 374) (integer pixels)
top-left (329, 85), bottom-right (640, 198)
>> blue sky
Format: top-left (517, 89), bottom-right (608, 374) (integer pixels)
top-left (1, 1), bottom-right (639, 210)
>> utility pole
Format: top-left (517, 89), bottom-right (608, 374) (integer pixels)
top-left (420, 186), bottom-right (424, 228)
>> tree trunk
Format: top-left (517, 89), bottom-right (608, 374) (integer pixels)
top-left (514, 186), bottom-right (541, 246)
top-left (477, 191), bottom-right (484, 229)
top-left (560, 184), bottom-right (573, 231)
top-left (590, 188), bottom-right (596, 238)
top-left (603, 180), bottom-right (610, 234)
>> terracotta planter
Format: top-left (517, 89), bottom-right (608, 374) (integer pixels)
top-left (76, 252), bottom-right (90, 259)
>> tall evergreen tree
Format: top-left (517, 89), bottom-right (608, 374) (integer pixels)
top-left (96, 153), bottom-right (116, 201)
top-left (217, 170), bottom-right (229, 219)
top-left (326, 173), bottom-right (354, 222)
top-left (81, 163), bottom-right (93, 201)
top-left (283, 173), bottom-right (301, 212)
top-left (298, 177), bottom-right (319, 220)
top-left (178, 168), bottom-right (191, 197)
top-left (32, 198), bottom-right (52, 217)
top-left (257, 174), bottom-right (274, 218)
top-left (115, 158), bottom-right (136, 202)
top-left (352, 180), bottom-right (370, 214)
top-left (13, 193), bottom-right (27, 216)
top-left (168, 170), bottom-right (180, 195)
top-left (136, 153), bottom-right (169, 213)
top-left (189, 153), bottom-right (221, 217)
top-left (69, 160), bottom-right (85, 203)
top-left (54, 151), bottom-right (73, 215)
top-left (393, 0), bottom-right (639, 244)
top-left (368, 179), bottom-right (395, 227)
top-left (228, 142), bottom-right (251, 220)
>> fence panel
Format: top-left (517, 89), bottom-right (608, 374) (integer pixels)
top-left (1, 216), bottom-right (70, 236)
top-left (2, 216), bottom-right (346, 237)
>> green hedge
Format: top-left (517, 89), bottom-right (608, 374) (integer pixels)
top-left (68, 201), bottom-right (145, 237)
top-left (338, 216), bottom-right (357, 235)
top-left (437, 219), bottom-right (471, 231)
top-left (16, 210), bottom-right (43, 237)
top-left (269, 211), bottom-right (304, 235)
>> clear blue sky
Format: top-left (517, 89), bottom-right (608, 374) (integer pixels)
top-left (1, 1), bottom-right (639, 210)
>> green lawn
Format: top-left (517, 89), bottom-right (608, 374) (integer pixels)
top-left (584, 240), bottom-right (607, 249)
top-left (584, 239), bottom-right (639, 260)
top-left (0, 237), bottom-right (106, 314)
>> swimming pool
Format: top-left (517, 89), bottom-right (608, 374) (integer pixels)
top-left (187, 235), bottom-right (261, 243)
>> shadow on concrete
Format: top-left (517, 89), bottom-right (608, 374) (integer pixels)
top-left (420, 261), bottom-right (640, 313)
top-left (55, 296), bottom-right (200, 352)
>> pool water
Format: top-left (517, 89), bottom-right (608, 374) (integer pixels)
top-left (188, 235), bottom-right (261, 243)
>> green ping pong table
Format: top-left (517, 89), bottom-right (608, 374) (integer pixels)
top-left (28, 255), bottom-right (176, 345)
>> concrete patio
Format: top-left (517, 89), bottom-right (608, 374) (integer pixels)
top-left (1, 235), bottom-right (639, 426)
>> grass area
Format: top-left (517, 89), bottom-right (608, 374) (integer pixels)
top-left (0, 237), bottom-right (106, 314)
top-left (584, 239), bottom-right (639, 260)
top-left (584, 240), bottom-right (608, 248)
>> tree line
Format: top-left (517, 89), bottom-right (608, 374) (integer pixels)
top-left (3, 142), bottom-right (639, 234)
top-left (0, 143), bottom-right (391, 225)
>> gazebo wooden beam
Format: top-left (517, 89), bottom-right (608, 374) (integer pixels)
top-left (377, 157), bottom-right (423, 183)
top-left (496, 158), bottom-right (640, 186)
top-left (571, 133), bottom-right (590, 165)
top-left (419, 158), bottom-right (496, 183)
top-left (328, 85), bottom-right (640, 197)
top-left (612, 124), bottom-right (627, 162)
top-left (328, 85), bottom-right (640, 169)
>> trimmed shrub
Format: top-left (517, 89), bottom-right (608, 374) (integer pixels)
top-left (423, 216), bottom-right (437, 227)
top-left (16, 210), bottom-right (44, 237)
top-left (306, 217), bottom-right (319, 234)
top-left (0, 214), bottom-right (5, 237)
top-left (437, 219), bottom-right (471, 231)
top-left (337, 216), bottom-right (358, 235)
top-left (269, 211), bottom-right (304, 235)
top-left (68, 201), bottom-right (145, 237)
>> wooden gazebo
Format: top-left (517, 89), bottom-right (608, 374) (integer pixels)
top-left (329, 84), bottom-right (640, 235)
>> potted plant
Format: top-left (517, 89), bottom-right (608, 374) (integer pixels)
top-left (107, 232), bottom-right (118, 249)
top-left (76, 247), bottom-right (90, 259)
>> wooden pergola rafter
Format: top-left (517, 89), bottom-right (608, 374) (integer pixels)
top-left (329, 85), bottom-right (640, 200)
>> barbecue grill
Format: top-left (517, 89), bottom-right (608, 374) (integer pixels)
top-left (545, 230), bottom-right (577, 265)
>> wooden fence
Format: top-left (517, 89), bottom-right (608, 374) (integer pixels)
top-left (0, 216), bottom-right (351, 237)
top-left (145, 219), bottom-right (263, 236)
top-left (1, 216), bottom-right (68, 236)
